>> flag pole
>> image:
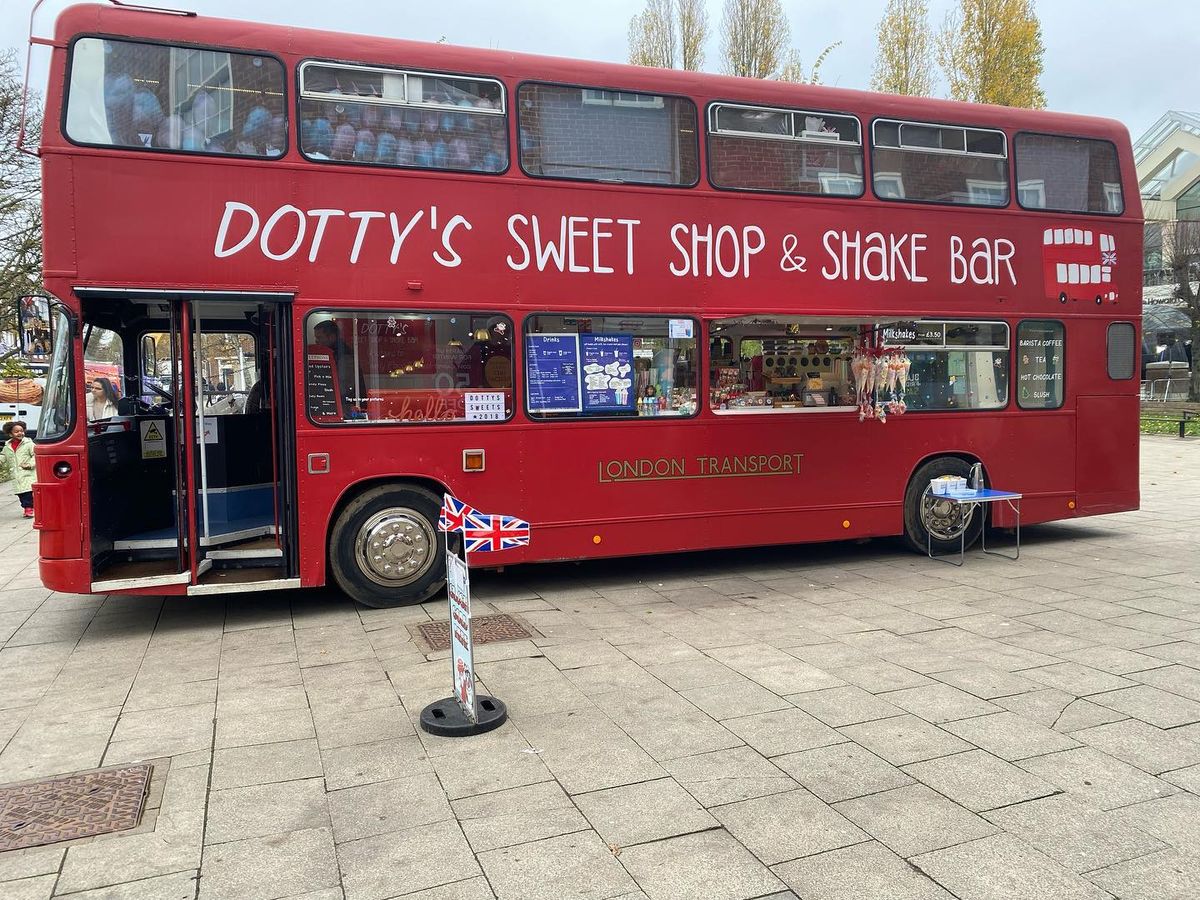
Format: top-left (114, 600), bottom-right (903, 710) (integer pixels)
top-left (420, 494), bottom-right (508, 738)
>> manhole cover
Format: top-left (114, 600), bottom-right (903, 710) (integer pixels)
top-left (0, 763), bottom-right (152, 852)
top-left (416, 613), bottom-right (533, 652)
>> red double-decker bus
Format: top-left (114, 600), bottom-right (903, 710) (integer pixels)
top-left (30, 3), bottom-right (1142, 606)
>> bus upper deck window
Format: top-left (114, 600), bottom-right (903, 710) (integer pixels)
top-left (1015, 133), bottom-right (1124, 214)
top-left (65, 38), bottom-right (286, 158)
top-left (518, 83), bottom-right (699, 187)
top-left (708, 104), bottom-right (864, 197)
top-left (298, 62), bottom-right (508, 174)
top-left (871, 119), bottom-right (1008, 207)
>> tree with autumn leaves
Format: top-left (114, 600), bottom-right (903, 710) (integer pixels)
top-left (629, 0), bottom-right (1045, 106)
top-left (872, 0), bottom-right (1046, 107)
top-left (871, 0), bottom-right (935, 97)
top-left (937, 0), bottom-right (1046, 108)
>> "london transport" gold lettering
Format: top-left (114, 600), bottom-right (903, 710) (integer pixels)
top-left (598, 453), bottom-right (804, 483)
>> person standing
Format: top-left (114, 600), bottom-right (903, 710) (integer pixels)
top-left (2, 421), bottom-right (36, 518)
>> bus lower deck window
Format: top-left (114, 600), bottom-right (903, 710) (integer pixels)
top-left (304, 311), bottom-right (514, 425)
top-left (903, 321), bottom-right (1011, 411)
top-left (524, 315), bottom-right (699, 419)
top-left (709, 319), bottom-right (861, 412)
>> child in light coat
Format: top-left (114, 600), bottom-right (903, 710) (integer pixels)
top-left (2, 421), bottom-right (36, 518)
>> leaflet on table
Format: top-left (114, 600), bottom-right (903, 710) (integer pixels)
top-left (525, 334), bottom-right (581, 412)
top-left (580, 334), bottom-right (634, 411)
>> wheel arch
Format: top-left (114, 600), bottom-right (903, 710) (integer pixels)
top-left (324, 474), bottom-right (455, 607)
top-left (326, 474), bottom-right (453, 556)
top-left (905, 449), bottom-right (988, 493)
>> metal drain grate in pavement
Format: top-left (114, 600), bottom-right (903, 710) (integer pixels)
top-left (0, 763), bottom-right (153, 852)
top-left (416, 613), bottom-right (533, 652)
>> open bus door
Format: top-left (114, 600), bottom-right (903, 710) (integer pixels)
top-left (83, 293), bottom-right (297, 594)
top-left (187, 300), bottom-right (299, 594)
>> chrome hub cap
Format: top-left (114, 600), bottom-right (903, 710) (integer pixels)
top-left (922, 492), bottom-right (975, 541)
top-left (355, 509), bottom-right (436, 587)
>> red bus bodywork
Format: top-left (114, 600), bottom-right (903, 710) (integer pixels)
top-left (34, 3), bottom-right (1142, 597)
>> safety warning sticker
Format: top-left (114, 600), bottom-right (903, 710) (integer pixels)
top-left (140, 420), bottom-right (167, 460)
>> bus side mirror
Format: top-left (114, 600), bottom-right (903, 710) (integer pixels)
top-left (141, 334), bottom-right (158, 377)
top-left (42, 298), bottom-right (79, 337)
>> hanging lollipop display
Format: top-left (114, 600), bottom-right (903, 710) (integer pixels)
top-left (851, 344), bottom-right (873, 422)
top-left (851, 329), bottom-right (911, 424)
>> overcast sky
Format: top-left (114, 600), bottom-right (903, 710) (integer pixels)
top-left (5, 0), bottom-right (1197, 141)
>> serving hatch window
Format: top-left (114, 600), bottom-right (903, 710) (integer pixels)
top-left (709, 318), bottom-right (859, 413)
top-left (65, 37), bottom-right (286, 157)
top-left (871, 119), bottom-right (1008, 206)
top-left (708, 104), bottom-right (863, 196)
top-left (518, 83), bottom-right (699, 186)
top-left (898, 321), bottom-right (1009, 411)
top-left (524, 315), bottom-right (698, 419)
top-left (298, 62), bottom-right (507, 172)
top-left (1014, 133), bottom-right (1124, 214)
top-left (304, 311), bottom-right (514, 425)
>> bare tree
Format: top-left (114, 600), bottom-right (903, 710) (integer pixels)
top-left (629, 0), bottom-right (677, 68)
top-left (721, 0), bottom-right (790, 79)
top-left (629, 0), bottom-right (708, 72)
top-left (777, 41), bottom-right (842, 85)
top-left (0, 49), bottom-right (43, 372)
top-left (1161, 220), bottom-right (1200, 400)
top-left (677, 0), bottom-right (709, 71)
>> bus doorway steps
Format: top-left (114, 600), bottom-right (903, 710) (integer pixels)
top-left (91, 559), bottom-right (191, 593)
top-left (187, 567), bottom-right (300, 596)
top-left (206, 536), bottom-right (283, 563)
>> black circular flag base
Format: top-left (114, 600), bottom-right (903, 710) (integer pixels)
top-left (419, 695), bottom-right (508, 737)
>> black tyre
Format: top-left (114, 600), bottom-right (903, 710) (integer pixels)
top-left (329, 483), bottom-right (446, 608)
top-left (902, 457), bottom-right (985, 555)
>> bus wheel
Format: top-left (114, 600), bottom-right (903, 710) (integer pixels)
top-left (902, 457), bottom-right (985, 555)
top-left (329, 484), bottom-right (445, 608)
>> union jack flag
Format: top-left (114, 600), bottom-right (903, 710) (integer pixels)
top-left (440, 494), bottom-right (531, 552)
top-left (439, 494), bottom-right (484, 533)
top-left (1101, 250), bottom-right (1117, 265)
top-left (463, 513), bottom-right (531, 553)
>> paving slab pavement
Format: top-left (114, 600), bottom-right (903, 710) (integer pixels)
top-left (0, 435), bottom-right (1198, 899)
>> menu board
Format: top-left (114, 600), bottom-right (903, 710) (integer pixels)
top-left (526, 334), bottom-right (581, 413)
top-left (1016, 322), bottom-right (1065, 408)
top-left (305, 345), bottom-right (343, 422)
top-left (580, 334), bottom-right (634, 411)
top-left (881, 321), bottom-right (945, 346)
